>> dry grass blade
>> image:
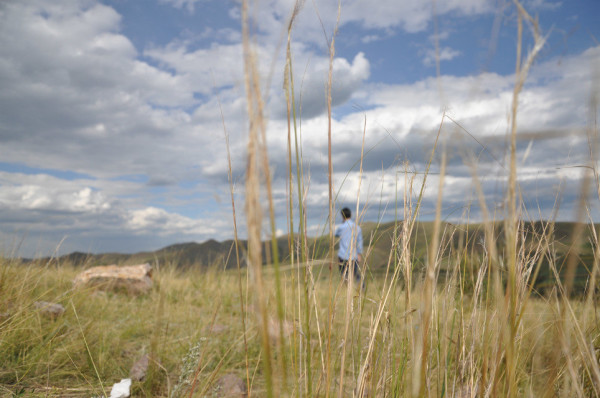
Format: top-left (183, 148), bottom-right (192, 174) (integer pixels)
top-left (504, 2), bottom-right (546, 395)
top-left (241, 0), bottom-right (274, 396)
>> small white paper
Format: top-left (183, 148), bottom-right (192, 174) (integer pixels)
top-left (109, 378), bottom-right (131, 398)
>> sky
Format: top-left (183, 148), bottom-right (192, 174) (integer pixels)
top-left (0, 0), bottom-right (599, 257)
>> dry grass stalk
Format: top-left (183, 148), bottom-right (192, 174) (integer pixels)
top-left (503, 1), bottom-right (546, 395)
top-left (216, 68), bottom-right (251, 396)
top-left (324, 3), bottom-right (341, 394)
top-left (414, 147), bottom-right (447, 397)
top-left (241, 0), bottom-right (274, 396)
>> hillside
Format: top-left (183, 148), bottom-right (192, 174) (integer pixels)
top-left (3, 221), bottom-right (599, 396)
top-left (34, 221), bottom-right (598, 288)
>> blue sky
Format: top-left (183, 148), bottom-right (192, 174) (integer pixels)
top-left (0, 0), bottom-right (598, 257)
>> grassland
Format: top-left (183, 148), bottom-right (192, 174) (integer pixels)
top-left (1, 216), bottom-right (599, 397)
top-left (1, 0), bottom-right (599, 397)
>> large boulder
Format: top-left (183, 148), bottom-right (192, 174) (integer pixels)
top-left (73, 263), bottom-right (153, 294)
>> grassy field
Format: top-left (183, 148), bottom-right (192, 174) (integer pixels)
top-left (1, 0), bottom-right (599, 397)
top-left (1, 222), bottom-right (599, 397)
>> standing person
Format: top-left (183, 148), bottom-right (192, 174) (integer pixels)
top-left (335, 207), bottom-right (364, 288)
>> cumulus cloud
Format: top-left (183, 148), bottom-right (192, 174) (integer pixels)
top-left (144, 41), bottom-right (245, 96)
top-left (0, 0), bottom-right (597, 257)
top-left (276, 45), bottom-right (600, 232)
top-left (206, 0), bottom-right (495, 50)
top-left (0, 0), bottom-right (203, 183)
top-left (270, 51), bottom-right (371, 120)
top-left (525, 0), bottom-right (563, 11)
top-left (159, 0), bottom-right (204, 12)
top-left (127, 206), bottom-right (215, 235)
top-left (422, 46), bottom-right (462, 66)
top-left (0, 170), bottom-right (229, 255)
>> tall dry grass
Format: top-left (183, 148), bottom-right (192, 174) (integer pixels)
top-left (1, 0), bottom-right (599, 397)
top-left (235, 0), bottom-right (600, 397)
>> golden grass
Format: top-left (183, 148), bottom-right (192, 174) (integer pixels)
top-left (1, 256), bottom-right (599, 397)
top-left (0, 1), bottom-right (599, 397)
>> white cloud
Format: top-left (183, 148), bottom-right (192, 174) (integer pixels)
top-left (525, 0), bottom-right (563, 11)
top-left (0, 170), bottom-right (228, 255)
top-left (159, 0), bottom-right (203, 12)
top-left (361, 34), bottom-right (381, 44)
top-left (144, 41), bottom-right (245, 95)
top-left (266, 44), bottom-right (600, 231)
top-left (0, 0), bottom-right (206, 181)
top-left (422, 46), bottom-right (462, 66)
top-left (214, 0), bottom-right (494, 49)
top-left (290, 0), bottom-right (493, 36)
top-left (271, 51), bottom-right (371, 119)
top-left (0, 0), bottom-right (597, 256)
top-left (0, 173), bottom-right (110, 213)
top-left (127, 206), bottom-right (214, 235)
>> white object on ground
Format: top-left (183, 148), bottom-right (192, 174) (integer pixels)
top-left (109, 378), bottom-right (131, 398)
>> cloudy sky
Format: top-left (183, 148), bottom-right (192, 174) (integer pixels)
top-left (0, 0), bottom-right (599, 257)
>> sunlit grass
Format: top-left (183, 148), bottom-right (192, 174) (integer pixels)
top-left (1, 0), bottom-right (599, 397)
top-left (1, 248), bottom-right (599, 397)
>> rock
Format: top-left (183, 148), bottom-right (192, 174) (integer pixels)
top-left (206, 324), bottom-right (228, 334)
top-left (130, 354), bottom-right (149, 381)
top-left (215, 373), bottom-right (247, 398)
top-left (109, 378), bottom-right (131, 398)
top-left (73, 263), bottom-right (152, 294)
top-left (34, 301), bottom-right (65, 318)
top-left (267, 317), bottom-right (294, 344)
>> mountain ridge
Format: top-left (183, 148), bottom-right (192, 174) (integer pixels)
top-left (24, 221), bottom-right (599, 281)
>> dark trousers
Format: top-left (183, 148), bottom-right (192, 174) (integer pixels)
top-left (338, 257), bottom-right (362, 285)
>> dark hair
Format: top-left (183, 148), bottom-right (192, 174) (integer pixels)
top-left (341, 207), bottom-right (351, 220)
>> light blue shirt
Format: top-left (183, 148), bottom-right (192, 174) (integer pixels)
top-left (335, 219), bottom-right (363, 261)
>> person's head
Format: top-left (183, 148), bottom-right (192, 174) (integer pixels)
top-left (341, 207), bottom-right (351, 220)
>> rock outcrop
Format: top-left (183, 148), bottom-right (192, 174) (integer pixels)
top-left (73, 263), bottom-right (153, 294)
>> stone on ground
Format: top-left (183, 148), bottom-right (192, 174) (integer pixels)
top-left (130, 354), bottom-right (149, 381)
top-left (267, 316), bottom-right (294, 344)
top-left (215, 373), bottom-right (247, 397)
top-left (109, 378), bottom-right (131, 398)
top-left (34, 301), bottom-right (65, 318)
top-left (206, 324), bottom-right (229, 334)
top-left (73, 263), bottom-right (153, 294)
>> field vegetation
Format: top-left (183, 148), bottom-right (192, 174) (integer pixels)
top-left (1, 0), bottom-right (600, 397)
top-left (1, 216), bottom-right (599, 397)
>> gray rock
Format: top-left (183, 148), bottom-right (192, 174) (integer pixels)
top-left (34, 301), bottom-right (65, 318)
top-left (215, 373), bottom-right (247, 398)
top-left (267, 317), bottom-right (294, 344)
top-left (130, 354), bottom-right (149, 381)
top-left (206, 324), bottom-right (229, 334)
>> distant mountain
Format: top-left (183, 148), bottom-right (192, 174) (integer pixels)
top-left (31, 221), bottom-right (599, 294)
top-left (48, 236), bottom-right (297, 269)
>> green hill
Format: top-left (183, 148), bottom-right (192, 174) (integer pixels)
top-left (29, 220), bottom-right (599, 295)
